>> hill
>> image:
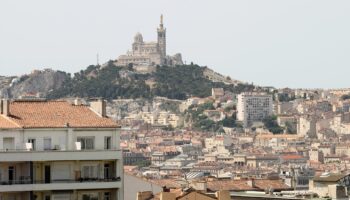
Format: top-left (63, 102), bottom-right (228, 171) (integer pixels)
top-left (0, 69), bottom-right (69, 99)
top-left (46, 61), bottom-right (256, 100)
top-left (0, 62), bottom-right (256, 100)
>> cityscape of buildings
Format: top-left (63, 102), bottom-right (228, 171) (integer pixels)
top-left (1, 10), bottom-right (350, 200)
top-left (118, 87), bottom-right (350, 200)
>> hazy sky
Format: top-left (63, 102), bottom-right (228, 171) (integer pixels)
top-left (1, 0), bottom-right (349, 88)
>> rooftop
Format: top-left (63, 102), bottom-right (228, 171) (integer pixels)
top-left (0, 100), bottom-right (119, 129)
top-left (313, 173), bottom-right (348, 182)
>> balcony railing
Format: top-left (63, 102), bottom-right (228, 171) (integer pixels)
top-left (0, 148), bottom-right (121, 152)
top-left (0, 149), bottom-right (122, 161)
top-left (0, 177), bottom-right (121, 185)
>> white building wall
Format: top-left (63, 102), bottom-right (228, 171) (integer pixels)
top-left (237, 93), bottom-right (273, 127)
top-left (0, 127), bottom-right (123, 199)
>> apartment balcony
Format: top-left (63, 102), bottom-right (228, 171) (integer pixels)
top-left (0, 149), bottom-right (122, 162)
top-left (0, 177), bottom-right (122, 192)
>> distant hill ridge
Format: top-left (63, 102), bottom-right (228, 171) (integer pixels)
top-left (1, 62), bottom-right (255, 100)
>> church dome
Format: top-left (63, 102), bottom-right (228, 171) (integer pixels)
top-left (134, 32), bottom-right (143, 43)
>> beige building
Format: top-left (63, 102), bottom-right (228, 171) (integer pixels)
top-left (309, 173), bottom-right (350, 199)
top-left (309, 149), bottom-right (324, 163)
top-left (140, 111), bottom-right (182, 128)
top-left (237, 93), bottom-right (273, 127)
top-left (116, 15), bottom-right (183, 67)
top-left (211, 88), bottom-right (224, 99)
top-left (0, 99), bottom-right (123, 200)
top-left (297, 115), bottom-right (317, 138)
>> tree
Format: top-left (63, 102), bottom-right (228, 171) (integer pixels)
top-left (47, 63), bottom-right (257, 101)
top-left (127, 63), bottom-right (134, 71)
top-left (341, 94), bottom-right (350, 100)
top-left (263, 115), bottom-right (284, 134)
top-left (221, 116), bottom-right (236, 128)
top-left (285, 121), bottom-right (296, 134)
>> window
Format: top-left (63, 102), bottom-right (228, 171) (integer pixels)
top-left (52, 194), bottom-right (70, 200)
top-left (44, 138), bottom-right (52, 150)
top-left (3, 137), bottom-right (15, 150)
top-left (8, 166), bottom-right (15, 183)
top-left (6, 195), bottom-right (16, 200)
top-left (104, 164), bottom-right (111, 179)
top-left (82, 194), bottom-right (98, 200)
top-left (104, 136), bottom-right (111, 150)
top-left (104, 192), bottom-right (111, 200)
top-left (82, 166), bottom-right (98, 179)
top-left (28, 138), bottom-right (36, 150)
top-left (77, 137), bottom-right (94, 150)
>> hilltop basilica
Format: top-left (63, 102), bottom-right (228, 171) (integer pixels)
top-left (115, 15), bottom-right (183, 67)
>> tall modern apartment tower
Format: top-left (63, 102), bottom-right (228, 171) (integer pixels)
top-left (237, 93), bottom-right (273, 127)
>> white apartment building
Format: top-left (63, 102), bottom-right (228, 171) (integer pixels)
top-left (140, 111), bottom-right (181, 128)
top-left (237, 93), bottom-right (273, 127)
top-left (0, 99), bottom-right (123, 200)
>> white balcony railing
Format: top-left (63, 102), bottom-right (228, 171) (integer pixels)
top-left (0, 178), bottom-right (122, 192)
top-left (0, 149), bottom-right (122, 162)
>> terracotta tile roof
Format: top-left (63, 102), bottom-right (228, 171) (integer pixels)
top-left (207, 179), bottom-right (290, 192)
top-left (256, 134), bottom-right (301, 139)
top-left (0, 115), bottom-right (20, 129)
top-left (253, 179), bottom-right (290, 190)
top-left (0, 100), bottom-right (119, 129)
top-left (280, 154), bottom-right (305, 160)
top-left (150, 179), bottom-right (181, 188)
top-left (207, 180), bottom-right (252, 191)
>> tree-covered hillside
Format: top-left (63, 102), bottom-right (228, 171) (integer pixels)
top-left (47, 62), bottom-right (255, 100)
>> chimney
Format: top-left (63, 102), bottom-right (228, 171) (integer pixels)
top-left (191, 181), bottom-right (207, 192)
top-left (247, 179), bottom-right (255, 188)
top-left (136, 191), bottom-right (153, 200)
top-left (162, 186), bottom-right (170, 192)
top-left (90, 99), bottom-right (107, 117)
top-left (1, 99), bottom-right (10, 116)
top-left (216, 190), bottom-right (231, 200)
top-left (74, 98), bottom-right (82, 106)
top-left (159, 192), bottom-right (176, 200)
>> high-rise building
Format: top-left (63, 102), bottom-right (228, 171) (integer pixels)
top-left (0, 99), bottom-right (123, 200)
top-left (237, 93), bottom-right (273, 127)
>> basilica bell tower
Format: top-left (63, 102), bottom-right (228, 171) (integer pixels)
top-left (157, 14), bottom-right (166, 62)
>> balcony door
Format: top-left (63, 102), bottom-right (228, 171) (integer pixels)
top-left (44, 165), bottom-right (51, 183)
top-left (8, 166), bottom-right (15, 184)
top-left (27, 138), bottom-right (36, 150)
top-left (104, 164), bottom-right (111, 179)
top-left (44, 138), bottom-right (52, 150)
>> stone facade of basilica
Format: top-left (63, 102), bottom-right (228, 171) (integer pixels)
top-left (115, 15), bottom-right (183, 67)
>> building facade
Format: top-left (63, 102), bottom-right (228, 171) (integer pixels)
top-left (0, 99), bottom-right (123, 200)
top-left (115, 15), bottom-right (183, 67)
top-left (237, 93), bottom-right (273, 127)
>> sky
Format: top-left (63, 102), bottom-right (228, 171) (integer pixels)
top-left (0, 0), bottom-right (349, 89)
